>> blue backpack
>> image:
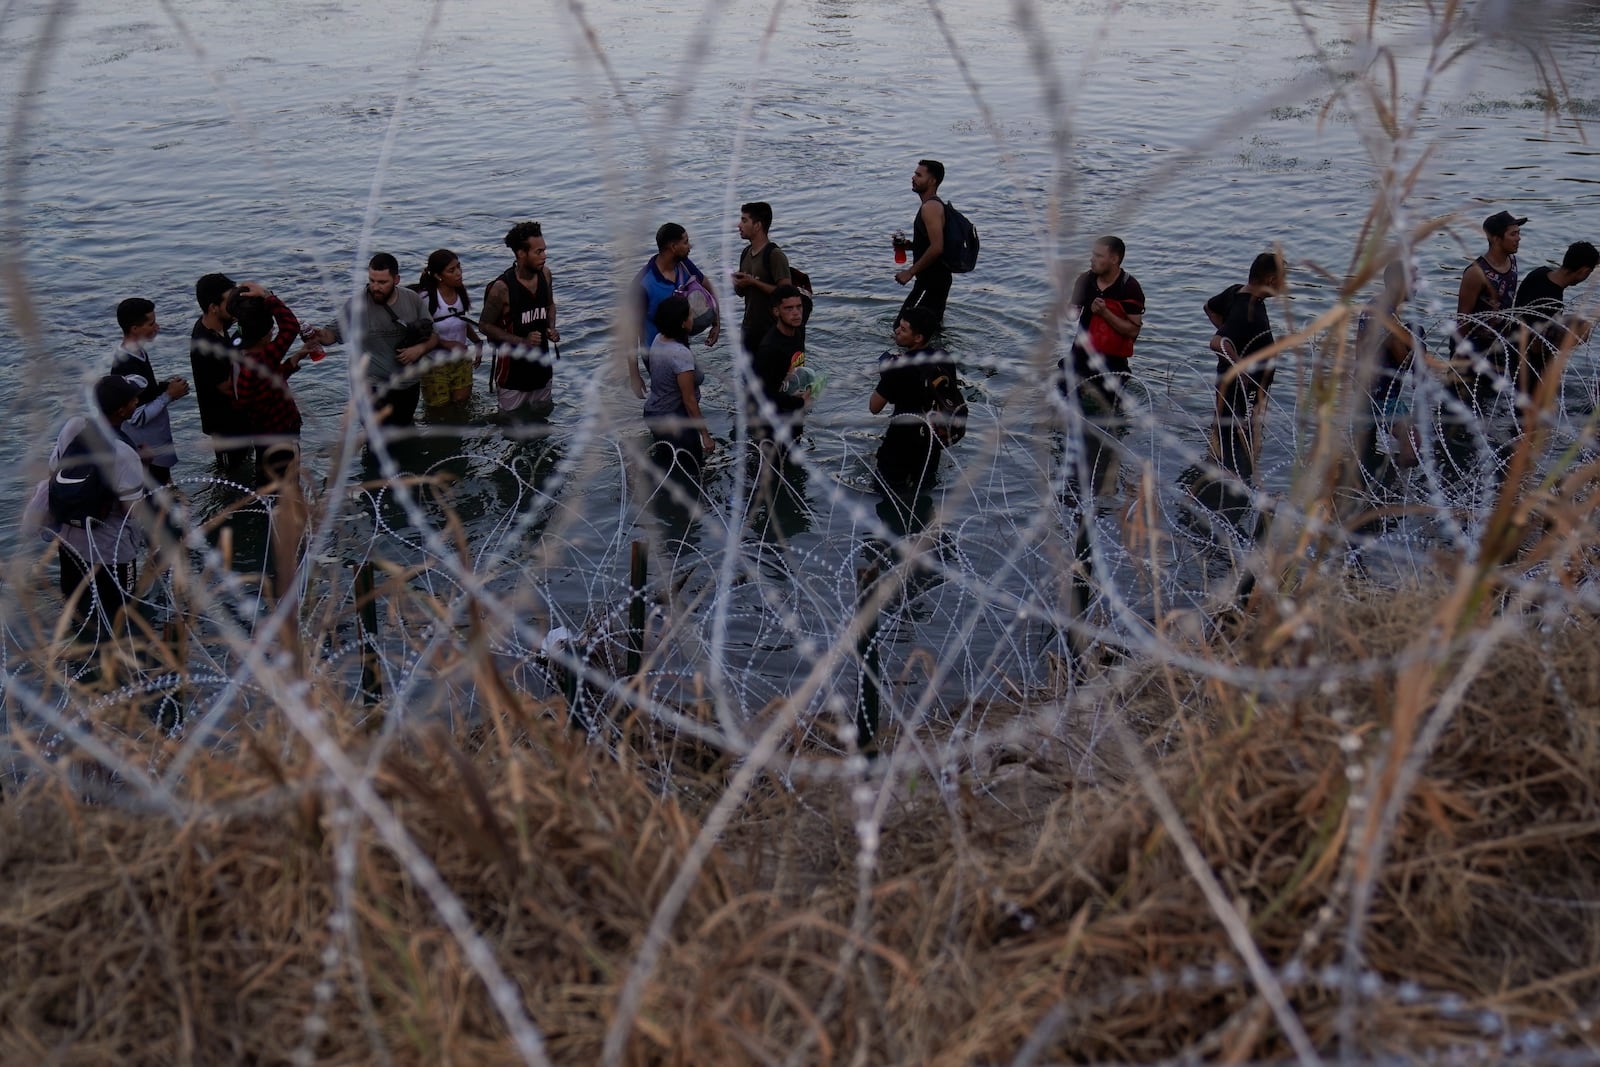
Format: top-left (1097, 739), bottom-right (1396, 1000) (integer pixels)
top-left (941, 200), bottom-right (980, 273)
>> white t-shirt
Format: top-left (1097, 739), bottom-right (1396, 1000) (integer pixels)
top-left (428, 291), bottom-right (472, 347)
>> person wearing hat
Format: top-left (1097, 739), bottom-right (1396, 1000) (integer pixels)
top-left (1451, 209), bottom-right (1526, 410)
top-left (1456, 210), bottom-right (1526, 349)
top-left (21, 375), bottom-right (149, 638)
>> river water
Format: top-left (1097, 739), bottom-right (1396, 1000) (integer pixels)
top-left (2, 0), bottom-right (1598, 716)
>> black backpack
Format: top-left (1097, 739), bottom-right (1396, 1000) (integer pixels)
top-left (926, 365), bottom-right (969, 447)
top-left (941, 200), bottom-right (980, 273)
top-left (48, 430), bottom-right (117, 525)
top-left (762, 244), bottom-right (815, 324)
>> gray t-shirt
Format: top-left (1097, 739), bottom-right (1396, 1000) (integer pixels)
top-left (642, 337), bottom-right (703, 418)
top-left (339, 286), bottom-right (431, 388)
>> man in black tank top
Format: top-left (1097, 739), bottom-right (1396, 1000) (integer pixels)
top-left (1454, 210), bottom-right (1525, 402)
top-left (893, 159), bottom-right (953, 331)
top-left (480, 221), bottom-right (560, 416)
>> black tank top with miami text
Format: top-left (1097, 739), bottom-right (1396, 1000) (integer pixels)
top-left (495, 266), bottom-right (554, 391)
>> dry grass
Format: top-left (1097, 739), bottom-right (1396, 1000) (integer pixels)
top-left (3, 572), bottom-right (1600, 1065)
top-left (4, 6), bottom-right (1597, 1063)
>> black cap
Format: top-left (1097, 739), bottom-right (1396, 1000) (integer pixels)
top-left (94, 374), bottom-right (142, 417)
top-left (1483, 210), bottom-right (1528, 237)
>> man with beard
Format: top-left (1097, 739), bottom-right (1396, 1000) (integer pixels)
top-left (306, 253), bottom-right (438, 427)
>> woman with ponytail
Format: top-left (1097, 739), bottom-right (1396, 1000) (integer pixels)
top-left (414, 249), bottom-right (481, 414)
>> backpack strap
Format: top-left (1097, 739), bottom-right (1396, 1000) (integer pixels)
top-left (375, 295), bottom-right (406, 329)
top-left (759, 242), bottom-right (793, 282)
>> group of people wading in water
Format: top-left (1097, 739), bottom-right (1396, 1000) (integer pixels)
top-left (1061, 210), bottom-right (1595, 534)
top-left (23, 159), bottom-right (984, 643)
top-left (21, 166), bottom-right (1598, 649)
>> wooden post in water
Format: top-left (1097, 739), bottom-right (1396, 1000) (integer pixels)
top-left (627, 540), bottom-right (648, 678)
top-left (855, 565), bottom-right (881, 754)
top-left (1066, 517), bottom-right (1093, 679)
top-left (354, 562), bottom-right (382, 707)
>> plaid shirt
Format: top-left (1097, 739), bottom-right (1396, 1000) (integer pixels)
top-left (232, 294), bottom-right (303, 438)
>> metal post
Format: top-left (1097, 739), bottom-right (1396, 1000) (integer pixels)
top-left (562, 647), bottom-right (583, 730)
top-left (159, 611), bottom-right (187, 732)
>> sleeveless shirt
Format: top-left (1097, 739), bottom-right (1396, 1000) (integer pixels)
top-left (1472, 254), bottom-right (1519, 316)
top-left (494, 266), bottom-right (554, 391)
top-left (1463, 254), bottom-right (1518, 350)
top-left (427, 290), bottom-right (472, 347)
top-left (911, 202), bottom-right (952, 281)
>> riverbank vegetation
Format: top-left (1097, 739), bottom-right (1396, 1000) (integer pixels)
top-left (3, 552), bottom-right (1599, 1064)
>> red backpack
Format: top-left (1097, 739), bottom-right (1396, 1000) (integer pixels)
top-left (1087, 298), bottom-right (1135, 359)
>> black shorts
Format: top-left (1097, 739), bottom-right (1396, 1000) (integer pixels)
top-left (58, 543), bottom-right (135, 634)
top-left (648, 425), bottom-right (705, 481)
top-left (899, 266), bottom-right (953, 329)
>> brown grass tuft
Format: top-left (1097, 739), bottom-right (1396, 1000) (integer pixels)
top-left (4, 580), bottom-right (1600, 1065)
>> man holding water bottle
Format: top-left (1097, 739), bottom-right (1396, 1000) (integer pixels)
top-left (304, 253), bottom-right (438, 428)
top-left (225, 285), bottom-right (310, 488)
top-left (893, 159), bottom-right (953, 331)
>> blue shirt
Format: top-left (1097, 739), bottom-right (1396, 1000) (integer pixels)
top-left (637, 255), bottom-right (706, 347)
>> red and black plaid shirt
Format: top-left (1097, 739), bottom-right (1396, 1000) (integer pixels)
top-left (232, 295), bottom-right (303, 438)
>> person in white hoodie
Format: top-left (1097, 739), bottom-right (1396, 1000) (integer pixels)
top-left (111, 297), bottom-right (190, 485)
top-left (22, 375), bottom-right (149, 638)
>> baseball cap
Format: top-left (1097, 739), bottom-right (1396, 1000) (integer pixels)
top-left (93, 374), bottom-right (142, 417)
top-left (1483, 210), bottom-right (1529, 237)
